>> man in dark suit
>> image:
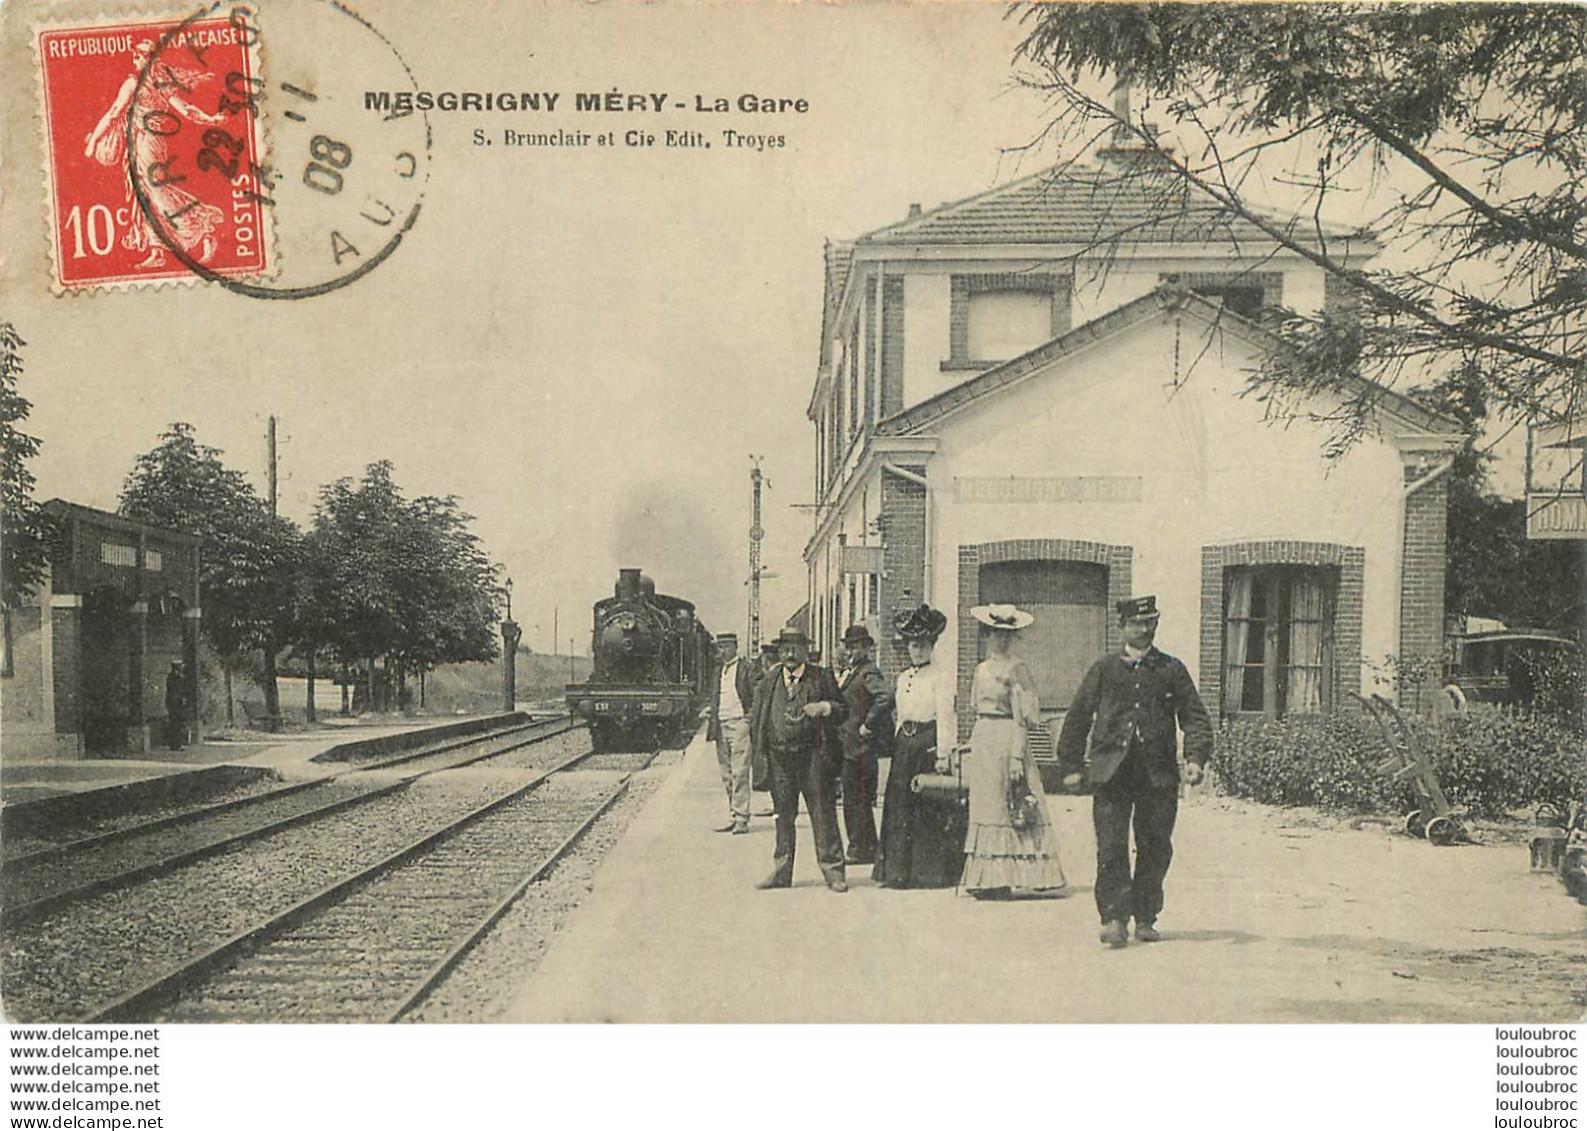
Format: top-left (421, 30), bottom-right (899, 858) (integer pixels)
top-left (834, 624), bottom-right (892, 866)
top-left (164, 661), bottom-right (187, 750)
top-left (1058, 596), bottom-right (1212, 948)
top-left (748, 641), bottom-right (781, 813)
top-left (702, 632), bottom-right (757, 834)
top-left (749, 628), bottom-right (850, 892)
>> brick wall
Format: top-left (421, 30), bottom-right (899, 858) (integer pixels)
top-left (955, 538), bottom-right (1132, 741)
top-left (1399, 469), bottom-right (1448, 712)
top-left (863, 278), bottom-right (877, 433)
top-left (948, 272), bottom-right (1073, 364)
top-left (880, 277), bottom-right (905, 418)
top-left (877, 466), bottom-right (927, 675)
top-left (51, 604), bottom-right (81, 746)
top-left (1199, 541), bottom-right (1366, 724)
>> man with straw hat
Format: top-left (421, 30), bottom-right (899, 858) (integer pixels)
top-left (1058, 595), bottom-right (1211, 947)
top-left (702, 631), bottom-right (756, 834)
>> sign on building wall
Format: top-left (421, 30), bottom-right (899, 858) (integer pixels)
top-left (952, 476), bottom-right (1143, 504)
top-left (1526, 494), bottom-right (1587, 540)
top-left (840, 545), bottom-right (885, 574)
top-left (1526, 417), bottom-right (1585, 540)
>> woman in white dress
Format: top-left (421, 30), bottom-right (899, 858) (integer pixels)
top-left (962, 604), bottom-right (1066, 899)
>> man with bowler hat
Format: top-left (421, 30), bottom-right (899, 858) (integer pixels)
top-left (835, 624), bottom-right (892, 865)
top-left (749, 628), bottom-right (850, 891)
top-left (748, 640), bottom-right (782, 813)
top-left (1058, 595), bottom-right (1211, 947)
top-left (703, 631), bottom-right (756, 834)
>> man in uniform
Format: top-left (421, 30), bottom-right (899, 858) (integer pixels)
top-left (703, 632), bottom-right (756, 834)
top-left (834, 624), bottom-right (892, 866)
top-left (1058, 596), bottom-right (1211, 948)
top-left (164, 661), bottom-right (187, 751)
top-left (749, 628), bottom-right (850, 892)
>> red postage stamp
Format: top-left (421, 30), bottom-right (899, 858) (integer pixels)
top-left (35, 16), bottom-right (272, 292)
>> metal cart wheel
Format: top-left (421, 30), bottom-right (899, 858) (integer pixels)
top-left (1425, 814), bottom-right (1465, 846)
top-left (1403, 809), bottom-right (1427, 838)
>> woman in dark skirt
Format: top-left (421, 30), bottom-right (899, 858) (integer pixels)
top-left (873, 604), bottom-right (966, 889)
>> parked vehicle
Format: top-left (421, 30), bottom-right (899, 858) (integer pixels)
top-left (1443, 629), bottom-right (1580, 708)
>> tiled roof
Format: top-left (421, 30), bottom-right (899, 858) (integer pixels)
top-left (876, 285), bottom-right (1457, 438)
top-left (816, 240), bottom-right (855, 373)
top-left (857, 162), bottom-right (1366, 250)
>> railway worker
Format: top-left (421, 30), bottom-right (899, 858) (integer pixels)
top-left (164, 661), bottom-right (187, 750)
top-left (749, 628), bottom-right (850, 892)
top-left (703, 632), bottom-right (756, 834)
top-left (1057, 595), bottom-right (1211, 948)
top-left (835, 625), bottom-right (892, 866)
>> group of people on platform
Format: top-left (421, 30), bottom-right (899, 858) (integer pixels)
top-left (702, 594), bottom-right (1213, 947)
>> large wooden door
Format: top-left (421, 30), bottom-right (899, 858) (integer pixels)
top-left (977, 560), bottom-right (1107, 713)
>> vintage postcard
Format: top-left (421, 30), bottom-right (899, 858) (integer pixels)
top-left (1, 0), bottom-right (1583, 1118)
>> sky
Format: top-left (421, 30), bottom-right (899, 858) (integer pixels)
top-left (1, 0), bottom-right (1537, 656)
top-left (3, 0), bottom-right (1073, 653)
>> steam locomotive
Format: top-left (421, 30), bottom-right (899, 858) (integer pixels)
top-left (565, 568), bottom-right (713, 752)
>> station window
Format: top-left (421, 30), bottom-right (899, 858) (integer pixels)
top-left (1162, 271), bottom-right (1283, 322)
top-left (967, 290), bottom-right (1052, 361)
top-left (1223, 565), bottom-right (1337, 717)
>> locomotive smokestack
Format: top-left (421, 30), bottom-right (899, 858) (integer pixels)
top-left (616, 568), bottom-right (643, 601)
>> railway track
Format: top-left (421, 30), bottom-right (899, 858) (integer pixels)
top-left (1, 716), bottom-right (577, 928)
top-left (109, 775), bottom-right (626, 1023)
top-left (0, 727), bottom-right (607, 1022)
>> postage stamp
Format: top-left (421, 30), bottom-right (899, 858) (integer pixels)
top-left (35, 0), bottom-right (430, 299)
top-left (35, 13), bottom-right (272, 293)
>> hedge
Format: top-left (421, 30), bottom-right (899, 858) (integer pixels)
top-left (1212, 708), bottom-right (1586, 818)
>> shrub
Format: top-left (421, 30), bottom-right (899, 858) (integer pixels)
top-left (1213, 707), bottom-right (1585, 817)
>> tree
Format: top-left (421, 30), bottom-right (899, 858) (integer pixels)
top-left (1013, 4), bottom-right (1587, 462)
top-left (307, 462), bottom-right (500, 713)
top-left (120, 424), bottom-right (299, 727)
top-left (1, 323), bottom-right (53, 613)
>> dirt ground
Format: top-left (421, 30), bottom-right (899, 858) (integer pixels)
top-left (505, 743), bottom-right (1587, 1024)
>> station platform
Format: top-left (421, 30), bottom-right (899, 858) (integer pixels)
top-left (503, 730), bottom-right (1587, 1024)
top-left (0, 716), bottom-right (497, 807)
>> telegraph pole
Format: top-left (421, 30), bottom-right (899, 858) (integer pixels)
top-left (748, 456), bottom-right (767, 653)
top-left (267, 415), bottom-right (278, 516)
top-left (261, 415), bottom-right (281, 730)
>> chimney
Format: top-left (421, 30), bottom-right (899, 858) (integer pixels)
top-left (907, 202), bottom-right (922, 220)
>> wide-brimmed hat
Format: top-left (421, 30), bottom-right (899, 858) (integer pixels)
top-left (774, 628), bottom-right (810, 647)
top-left (1115, 595), bottom-right (1160, 622)
top-left (893, 604), bottom-right (947, 641)
top-left (714, 631), bottom-right (738, 644)
top-left (841, 624), bottom-right (874, 646)
top-left (971, 604), bottom-right (1034, 631)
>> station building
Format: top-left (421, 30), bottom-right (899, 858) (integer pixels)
top-left (2, 500), bottom-right (201, 759)
top-left (802, 159), bottom-right (1464, 745)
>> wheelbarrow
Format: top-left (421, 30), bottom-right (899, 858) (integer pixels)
top-left (1352, 693), bottom-right (1472, 846)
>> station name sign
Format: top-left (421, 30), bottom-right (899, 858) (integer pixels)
top-left (1526, 494), bottom-right (1587, 540)
top-left (952, 476), bottom-right (1143, 504)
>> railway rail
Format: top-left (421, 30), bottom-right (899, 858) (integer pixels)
top-left (0, 723), bottom-right (616, 1022)
top-left (111, 776), bottom-right (627, 1023)
top-left (1, 716), bottom-right (577, 928)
